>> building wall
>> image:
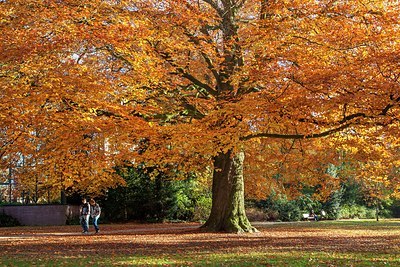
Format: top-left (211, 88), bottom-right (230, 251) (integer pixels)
top-left (0, 205), bottom-right (80, 226)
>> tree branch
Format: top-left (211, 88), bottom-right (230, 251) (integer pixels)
top-left (182, 29), bottom-right (222, 92)
top-left (241, 123), bottom-right (352, 141)
top-left (236, 0), bottom-right (247, 9)
top-left (0, 132), bottom-right (23, 159)
top-left (181, 97), bottom-right (206, 119)
top-left (98, 45), bottom-right (133, 68)
top-left (156, 49), bottom-right (218, 97)
top-left (202, 0), bottom-right (224, 17)
top-left (380, 96), bottom-right (400, 116)
top-left (242, 95), bottom-right (399, 142)
top-left (178, 69), bottom-right (218, 97)
top-left (292, 35), bottom-right (368, 51)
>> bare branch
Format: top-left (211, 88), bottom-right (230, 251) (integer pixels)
top-left (156, 50), bottom-right (218, 97)
top-left (292, 35), bottom-right (368, 51)
top-left (380, 96), bottom-right (400, 116)
top-left (202, 0), bottom-right (224, 16)
top-left (0, 132), bottom-right (23, 159)
top-left (241, 123), bottom-right (352, 141)
top-left (99, 45), bottom-right (133, 68)
top-left (242, 95), bottom-right (399, 142)
top-left (237, 0), bottom-right (247, 8)
top-left (182, 29), bottom-right (222, 91)
top-left (178, 68), bottom-right (218, 97)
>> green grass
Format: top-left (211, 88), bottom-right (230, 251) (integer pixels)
top-left (2, 251), bottom-right (399, 267)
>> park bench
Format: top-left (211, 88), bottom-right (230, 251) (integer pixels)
top-left (302, 210), bottom-right (326, 221)
top-left (302, 213), bottom-right (316, 221)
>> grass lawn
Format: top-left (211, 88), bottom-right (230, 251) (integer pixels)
top-left (1, 220), bottom-right (399, 266)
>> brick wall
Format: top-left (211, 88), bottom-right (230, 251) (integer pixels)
top-left (0, 205), bottom-right (80, 226)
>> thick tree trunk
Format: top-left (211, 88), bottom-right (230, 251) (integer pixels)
top-left (203, 150), bottom-right (257, 233)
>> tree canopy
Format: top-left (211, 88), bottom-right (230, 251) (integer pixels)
top-left (1, 0), bottom-right (399, 231)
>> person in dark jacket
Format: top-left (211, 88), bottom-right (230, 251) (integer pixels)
top-left (79, 198), bottom-right (91, 234)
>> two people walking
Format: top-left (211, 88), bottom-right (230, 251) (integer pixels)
top-left (80, 198), bottom-right (101, 234)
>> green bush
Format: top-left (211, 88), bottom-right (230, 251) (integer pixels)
top-left (192, 195), bottom-right (212, 222)
top-left (379, 208), bottom-right (392, 219)
top-left (102, 166), bottom-right (211, 223)
top-left (296, 194), bottom-right (322, 217)
top-left (390, 199), bottom-right (400, 218)
top-left (250, 176), bottom-right (397, 222)
top-left (255, 194), bottom-right (302, 222)
top-left (66, 215), bottom-right (80, 225)
top-left (0, 212), bottom-right (21, 227)
top-left (277, 198), bottom-right (302, 221)
top-left (338, 204), bottom-right (376, 219)
top-left (321, 188), bottom-right (344, 220)
top-left (245, 206), bottom-right (269, 222)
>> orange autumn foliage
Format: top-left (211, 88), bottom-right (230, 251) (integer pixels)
top-left (1, 1), bottom-right (399, 200)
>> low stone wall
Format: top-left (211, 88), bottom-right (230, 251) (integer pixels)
top-left (0, 205), bottom-right (80, 226)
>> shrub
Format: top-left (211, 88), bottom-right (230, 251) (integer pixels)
top-left (66, 215), bottom-right (80, 225)
top-left (192, 195), bottom-right (212, 222)
top-left (255, 195), bottom-right (302, 222)
top-left (277, 199), bottom-right (302, 221)
top-left (245, 207), bottom-right (269, 222)
top-left (338, 204), bottom-right (376, 219)
top-left (390, 199), bottom-right (400, 218)
top-left (103, 166), bottom-right (212, 223)
top-left (0, 212), bottom-right (21, 227)
top-left (379, 208), bottom-right (392, 219)
top-left (321, 188), bottom-right (344, 220)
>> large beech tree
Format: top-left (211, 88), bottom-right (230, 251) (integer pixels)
top-left (1, 0), bottom-right (399, 232)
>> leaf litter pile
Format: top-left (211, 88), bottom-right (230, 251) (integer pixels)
top-left (1, 221), bottom-right (399, 266)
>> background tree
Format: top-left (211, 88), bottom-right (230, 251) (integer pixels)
top-left (1, 0), bottom-right (399, 232)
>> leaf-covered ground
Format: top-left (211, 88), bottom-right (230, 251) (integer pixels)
top-left (1, 220), bottom-right (399, 266)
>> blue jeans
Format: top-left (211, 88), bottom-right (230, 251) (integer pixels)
top-left (80, 215), bottom-right (89, 232)
top-left (92, 215), bottom-right (100, 231)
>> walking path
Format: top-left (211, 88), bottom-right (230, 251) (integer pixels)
top-left (0, 221), bottom-right (310, 240)
top-left (0, 223), bottom-right (202, 238)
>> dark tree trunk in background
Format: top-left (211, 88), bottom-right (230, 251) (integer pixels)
top-left (60, 188), bottom-right (66, 205)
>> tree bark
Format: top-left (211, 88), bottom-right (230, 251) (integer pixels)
top-left (203, 150), bottom-right (257, 233)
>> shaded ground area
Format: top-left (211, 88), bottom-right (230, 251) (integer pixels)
top-left (1, 220), bottom-right (399, 266)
